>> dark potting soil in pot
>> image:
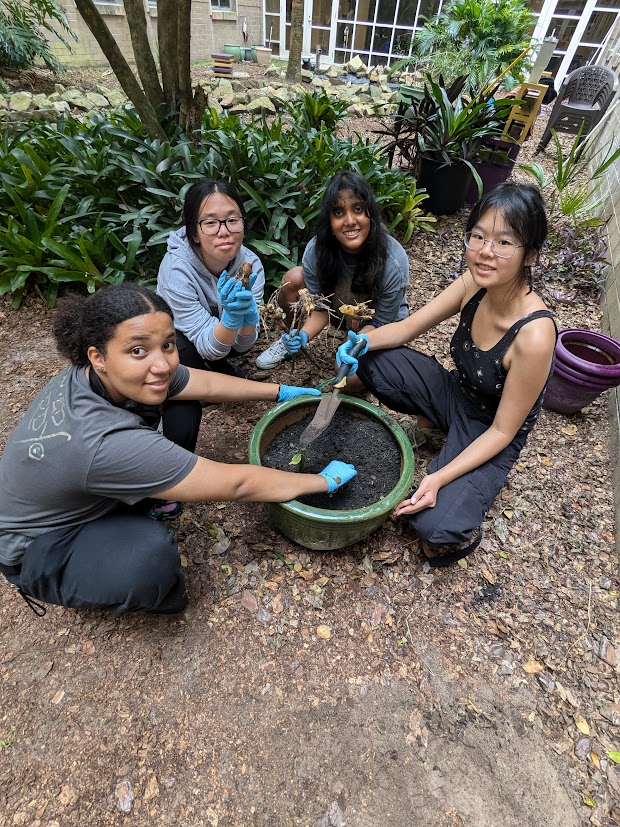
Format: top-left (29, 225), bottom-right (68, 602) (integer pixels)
top-left (261, 409), bottom-right (402, 510)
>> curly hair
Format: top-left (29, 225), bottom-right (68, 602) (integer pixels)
top-left (52, 284), bottom-right (174, 367)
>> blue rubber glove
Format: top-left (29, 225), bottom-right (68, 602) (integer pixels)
top-left (219, 279), bottom-right (256, 330)
top-left (318, 460), bottom-right (358, 493)
top-left (277, 384), bottom-right (321, 402)
top-left (283, 329), bottom-right (308, 355)
top-left (243, 297), bottom-right (260, 328)
top-left (336, 330), bottom-right (370, 375)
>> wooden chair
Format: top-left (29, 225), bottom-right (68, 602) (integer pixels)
top-left (501, 82), bottom-right (548, 144)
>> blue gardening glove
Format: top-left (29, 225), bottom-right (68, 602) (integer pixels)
top-left (277, 384), bottom-right (321, 402)
top-left (219, 278), bottom-right (255, 330)
top-left (336, 330), bottom-right (369, 375)
top-left (243, 296), bottom-right (260, 328)
top-left (318, 460), bottom-right (358, 493)
top-left (283, 329), bottom-right (308, 355)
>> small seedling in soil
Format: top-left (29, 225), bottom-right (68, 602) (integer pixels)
top-left (289, 450), bottom-right (306, 472)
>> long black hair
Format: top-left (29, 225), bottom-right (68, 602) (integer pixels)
top-left (466, 182), bottom-right (547, 292)
top-left (53, 284), bottom-right (174, 367)
top-left (184, 179), bottom-right (246, 256)
top-left (314, 171), bottom-right (388, 300)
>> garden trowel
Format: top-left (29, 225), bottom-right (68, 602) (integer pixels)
top-left (298, 337), bottom-right (368, 450)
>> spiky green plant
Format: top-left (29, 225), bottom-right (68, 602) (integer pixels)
top-left (0, 0), bottom-right (76, 73)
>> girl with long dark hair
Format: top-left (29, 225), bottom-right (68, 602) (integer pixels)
top-left (336, 183), bottom-right (556, 566)
top-left (255, 171), bottom-right (409, 383)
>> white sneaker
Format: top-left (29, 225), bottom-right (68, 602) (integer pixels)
top-left (255, 335), bottom-right (289, 370)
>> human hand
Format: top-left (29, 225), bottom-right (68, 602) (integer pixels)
top-left (336, 330), bottom-right (369, 375)
top-left (283, 329), bottom-right (308, 355)
top-left (277, 384), bottom-right (321, 402)
top-left (218, 275), bottom-right (256, 330)
top-left (318, 460), bottom-right (357, 493)
top-left (392, 473), bottom-right (440, 516)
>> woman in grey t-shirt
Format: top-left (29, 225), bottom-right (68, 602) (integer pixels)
top-left (0, 284), bottom-right (356, 615)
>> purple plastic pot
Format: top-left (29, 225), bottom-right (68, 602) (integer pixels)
top-left (553, 359), bottom-right (620, 389)
top-left (555, 329), bottom-right (620, 378)
top-left (543, 371), bottom-right (605, 414)
top-left (543, 328), bottom-right (620, 414)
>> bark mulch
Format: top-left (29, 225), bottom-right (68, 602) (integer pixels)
top-left (0, 67), bottom-right (618, 827)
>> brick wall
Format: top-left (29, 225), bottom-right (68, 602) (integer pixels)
top-left (592, 98), bottom-right (620, 545)
top-left (51, 0), bottom-right (265, 67)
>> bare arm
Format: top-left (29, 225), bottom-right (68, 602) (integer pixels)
top-left (154, 457), bottom-right (329, 503)
top-left (395, 316), bottom-right (556, 515)
top-left (365, 274), bottom-right (471, 351)
top-left (173, 367), bottom-right (280, 404)
top-left (300, 310), bottom-right (330, 341)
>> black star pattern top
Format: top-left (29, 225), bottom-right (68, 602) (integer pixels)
top-left (450, 289), bottom-right (556, 432)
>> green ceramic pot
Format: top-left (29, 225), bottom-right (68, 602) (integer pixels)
top-left (248, 395), bottom-right (415, 551)
top-left (223, 44), bottom-right (242, 62)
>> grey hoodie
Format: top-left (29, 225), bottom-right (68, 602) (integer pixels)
top-left (156, 227), bottom-right (265, 361)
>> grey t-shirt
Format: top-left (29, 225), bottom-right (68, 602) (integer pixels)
top-left (0, 365), bottom-right (198, 565)
top-left (301, 234), bottom-right (410, 325)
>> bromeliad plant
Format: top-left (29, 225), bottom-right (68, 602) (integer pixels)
top-left (377, 74), bottom-right (515, 191)
top-left (0, 92), bottom-right (434, 307)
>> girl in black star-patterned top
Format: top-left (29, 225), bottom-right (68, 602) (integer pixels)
top-left (336, 183), bottom-right (557, 566)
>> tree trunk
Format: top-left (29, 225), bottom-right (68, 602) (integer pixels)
top-left (157, 0), bottom-right (179, 112)
top-left (177, 0), bottom-right (193, 130)
top-left (74, 0), bottom-right (166, 140)
top-left (286, 0), bottom-right (304, 84)
top-left (123, 0), bottom-right (165, 110)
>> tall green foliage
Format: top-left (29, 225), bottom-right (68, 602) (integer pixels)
top-left (409, 0), bottom-right (535, 93)
top-left (0, 0), bottom-right (76, 73)
top-left (0, 94), bottom-right (433, 307)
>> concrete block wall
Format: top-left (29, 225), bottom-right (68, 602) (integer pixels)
top-left (51, 0), bottom-right (265, 67)
top-left (592, 99), bottom-right (620, 545)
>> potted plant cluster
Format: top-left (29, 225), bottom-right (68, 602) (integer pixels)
top-left (378, 74), bottom-right (516, 214)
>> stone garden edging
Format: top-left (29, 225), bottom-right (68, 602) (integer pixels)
top-left (0, 55), bottom-right (421, 124)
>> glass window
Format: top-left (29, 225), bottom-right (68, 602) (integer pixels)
top-left (392, 27), bottom-right (415, 55)
top-left (583, 10), bottom-right (619, 43)
top-left (310, 27), bottom-right (331, 50)
top-left (212, 0), bottom-right (232, 9)
top-left (339, 0), bottom-right (357, 19)
top-left (265, 0), bottom-right (279, 12)
top-left (265, 14), bottom-right (280, 45)
top-left (353, 23), bottom-right (372, 49)
top-left (313, 0), bottom-right (333, 26)
top-left (396, 0), bottom-right (420, 26)
top-left (336, 22), bottom-right (354, 48)
top-left (546, 17), bottom-right (580, 52)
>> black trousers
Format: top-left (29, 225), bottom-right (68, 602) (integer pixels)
top-left (357, 347), bottom-right (528, 546)
top-left (162, 329), bottom-right (243, 453)
top-left (0, 511), bottom-right (187, 615)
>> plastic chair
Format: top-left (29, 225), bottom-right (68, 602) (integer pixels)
top-left (537, 65), bottom-right (618, 151)
top-left (501, 82), bottom-right (548, 144)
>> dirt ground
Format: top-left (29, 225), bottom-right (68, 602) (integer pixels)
top-left (0, 65), bottom-right (619, 827)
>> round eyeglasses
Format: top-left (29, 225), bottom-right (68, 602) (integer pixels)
top-left (463, 231), bottom-right (524, 259)
top-left (198, 216), bottom-right (245, 236)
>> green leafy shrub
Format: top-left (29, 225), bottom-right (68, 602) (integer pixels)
top-left (0, 0), bottom-right (76, 73)
top-left (392, 0), bottom-right (534, 94)
top-left (518, 127), bottom-right (620, 297)
top-left (0, 93), bottom-right (433, 306)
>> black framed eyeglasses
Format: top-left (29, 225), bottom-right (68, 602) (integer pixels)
top-left (463, 231), bottom-right (524, 259)
top-left (198, 216), bottom-right (245, 236)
